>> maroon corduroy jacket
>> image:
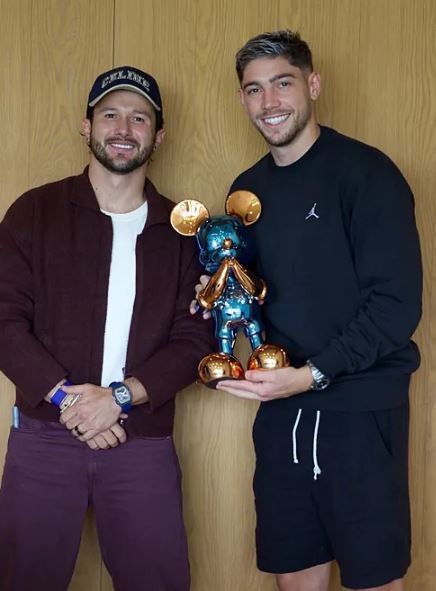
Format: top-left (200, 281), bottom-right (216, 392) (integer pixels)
top-left (0, 168), bottom-right (215, 436)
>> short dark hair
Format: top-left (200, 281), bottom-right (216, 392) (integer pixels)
top-left (236, 30), bottom-right (313, 83)
top-left (85, 104), bottom-right (164, 132)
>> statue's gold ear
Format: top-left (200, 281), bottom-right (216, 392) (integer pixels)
top-left (170, 199), bottom-right (210, 236)
top-left (225, 190), bottom-right (261, 226)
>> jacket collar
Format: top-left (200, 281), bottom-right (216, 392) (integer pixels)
top-left (70, 167), bottom-right (170, 227)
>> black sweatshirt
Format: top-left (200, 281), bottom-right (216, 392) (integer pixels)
top-left (230, 126), bottom-right (422, 411)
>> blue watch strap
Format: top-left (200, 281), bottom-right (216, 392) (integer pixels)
top-left (50, 380), bottom-right (73, 407)
top-left (110, 381), bottom-right (133, 412)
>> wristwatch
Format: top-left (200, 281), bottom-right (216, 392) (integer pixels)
top-left (109, 381), bottom-right (133, 412)
top-left (306, 360), bottom-right (330, 391)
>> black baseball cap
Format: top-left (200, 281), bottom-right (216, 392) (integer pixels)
top-left (87, 66), bottom-right (163, 118)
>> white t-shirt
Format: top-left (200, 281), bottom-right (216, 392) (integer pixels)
top-left (100, 200), bottom-right (148, 386)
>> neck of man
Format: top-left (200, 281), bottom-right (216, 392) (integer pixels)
top-left (269, 119), bottom-right (320, 167)
top-left (88, 157), bottom-right (148, 213)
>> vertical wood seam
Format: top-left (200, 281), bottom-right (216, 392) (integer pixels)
top-left (112, 0), bottom-right (116, 68)
top-left (27, 0), bottom-right (34, 188)
top-left (354, 0), bottom-right (363, 139)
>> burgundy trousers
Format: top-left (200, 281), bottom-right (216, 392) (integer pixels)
top-left (0, 414), bottom-right (190, 591)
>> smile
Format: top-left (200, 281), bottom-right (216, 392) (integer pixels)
top-left (261, 113), bottom-right (290, 126)
top-left (108, 142), bottom-right (136, 150)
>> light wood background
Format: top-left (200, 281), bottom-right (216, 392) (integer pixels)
top-left (1, 1), bottom-right (435, 590)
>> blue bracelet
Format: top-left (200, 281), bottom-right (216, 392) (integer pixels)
top-left (50, 380), bottom-right (73, 407)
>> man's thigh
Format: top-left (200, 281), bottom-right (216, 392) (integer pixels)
top-left (92, 436), bottom-right (189, 591)
top-left (277, 562), bottom-right (331, 591)
top-left (0, 415), bottom-right (89, 591)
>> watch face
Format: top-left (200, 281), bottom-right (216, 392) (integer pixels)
top-left (308, 363), bottom-right (330, 391)
top-left (114, 386), bottom-right (130, 404)
top-left (315, 377), bottom-right (330, 390)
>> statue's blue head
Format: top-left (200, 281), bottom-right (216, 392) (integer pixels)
top-left (170, 190), bottom-right (262, 273)
top-left (196, 215), bottom-right (255, 273)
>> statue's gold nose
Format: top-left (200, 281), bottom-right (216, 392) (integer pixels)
top-left (223, 238), bottom-right (233, 249)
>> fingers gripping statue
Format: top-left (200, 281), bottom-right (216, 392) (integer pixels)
top-left (171, 190), bottom-right (289, 387)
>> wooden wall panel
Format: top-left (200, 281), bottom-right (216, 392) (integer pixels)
top-left (357, 2), bottom-right (436, 590)
top-left (190, 0), bottom-right (281, 211)
top-left (1, 1), bottom-right (435, 591)
top-left (113, 0), bottom-right (198, 201)
top-left (28, 0), bottom-right (114, 187)
top-left (0, 1), bottom-right (114, 589)
top-left (0, 0), bottom-right (31, 477)
top-left (277, 0), bottom-right (361, 137)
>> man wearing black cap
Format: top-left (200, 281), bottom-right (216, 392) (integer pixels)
top-left (0, 66), bottom-right (214, 591)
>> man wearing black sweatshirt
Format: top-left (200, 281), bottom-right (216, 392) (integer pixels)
top-left (216, 30), bottom-right (422, 591)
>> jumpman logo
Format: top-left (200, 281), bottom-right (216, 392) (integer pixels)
top-left (305, 203), bottom-right (319, 220)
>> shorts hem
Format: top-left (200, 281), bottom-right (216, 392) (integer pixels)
top-left (257, 556), bottom-right (333, 575)
top-left (340, 561), bottom-right (410, 589)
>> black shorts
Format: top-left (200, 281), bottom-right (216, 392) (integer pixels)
top-left (252, 401), bottom-right (410, 589)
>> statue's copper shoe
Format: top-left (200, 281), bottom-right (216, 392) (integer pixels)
top-left (198, 352), bottom-right (244, 389)
top-left (247, 344), bottom-right (290, 371)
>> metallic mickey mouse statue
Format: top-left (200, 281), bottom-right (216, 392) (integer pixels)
top-left (171, 190), bottom-right (289, 388)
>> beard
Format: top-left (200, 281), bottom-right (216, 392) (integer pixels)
top-left (89, 134), bottom-right (155, 175)
top-left (254, 101), bottom-right (312, 148)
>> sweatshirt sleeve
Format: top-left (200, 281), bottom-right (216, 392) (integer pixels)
top-left (310, 155), bottom-right (422, 378)
top-left (128, 242), bottom-right (216, 413)
top-left (0, 196), bottom-right (68, 406)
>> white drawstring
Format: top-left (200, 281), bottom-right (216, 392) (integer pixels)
top-left (292, 409), bottom-right (302, 464)
top-left (291, 409), bottom-right (322, 480)
top-left (312, 410), bottom-right (322, 480)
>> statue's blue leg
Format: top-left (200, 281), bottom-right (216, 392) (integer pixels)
top-left (244, 320), bottom-right (264, 351)
top-left (213, 309), bottom-right (237, 355)
top-left (219, 338), bottom-right (234, 355)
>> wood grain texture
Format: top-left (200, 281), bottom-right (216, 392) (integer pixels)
top-left (0, 1), bottom-right (114, 589)
top-left (28, 0), bottom-right (114, 188)
top-left (277, 0), bottom-right (361, 138)
top-left (114, 0), bottom-right (198, 201)
top-left (191, 0), bottom-right (281, 213)
top-left (0, 1), bottom-right (435, 590)
top-left (0, 0), bottom-right (32, 476)
top-left (357, 3), bottom-right (436, 590)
